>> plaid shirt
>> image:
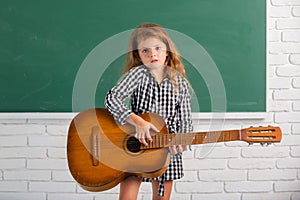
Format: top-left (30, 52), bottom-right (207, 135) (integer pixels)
top-left (105, 65), bottom-right (193, 196)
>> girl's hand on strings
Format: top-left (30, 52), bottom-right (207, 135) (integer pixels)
top-left (126, 113), bottom-right (159, 146)
top-left (169, 145), bottom-right (187, 156)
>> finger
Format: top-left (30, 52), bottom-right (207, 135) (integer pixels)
top-left (176, 145), bottom-right (183, 153)
top-left (138, 137), bottom-right (148, 146)
top-left (145, 130), bottom-right (153, 143)
top-left (169, 145), bottom-right (177, 155)
top-left (135, 132), bottom-right (147, 146)
top-left (149, 124), bottom-right (159, 133)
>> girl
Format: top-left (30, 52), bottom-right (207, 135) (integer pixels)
top-left (105, 23), bottom-right (193, 200)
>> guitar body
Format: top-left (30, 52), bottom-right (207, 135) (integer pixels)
top-left (67, 108), bottom-right (170, 192)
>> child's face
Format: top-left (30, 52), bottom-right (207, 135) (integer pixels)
top-left (137, 37), bottom-right (168, 71)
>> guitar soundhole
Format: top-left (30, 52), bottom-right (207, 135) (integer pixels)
top-left (126, 136), bottom-right (141, 153)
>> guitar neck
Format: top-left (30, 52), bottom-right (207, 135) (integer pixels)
top-left (141, 130), bottom-right (241, 149)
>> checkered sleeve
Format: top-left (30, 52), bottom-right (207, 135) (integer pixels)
top-left (105, 66), bottom-right (143, 125)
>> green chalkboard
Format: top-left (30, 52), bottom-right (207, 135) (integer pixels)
top-left (0, 0), bottom-right (266, 112)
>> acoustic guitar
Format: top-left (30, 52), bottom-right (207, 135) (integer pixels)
top-left (67, 108), bottom-right (282, 192)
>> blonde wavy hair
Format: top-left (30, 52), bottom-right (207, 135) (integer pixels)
top-left (124, 23), bottom-right (187, 90)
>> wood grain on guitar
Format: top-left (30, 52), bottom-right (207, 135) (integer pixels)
top-left (67, 108), bottom-right (282, 192)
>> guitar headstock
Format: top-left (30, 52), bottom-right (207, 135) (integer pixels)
top-left (241, 126), bottom-right (282, 145)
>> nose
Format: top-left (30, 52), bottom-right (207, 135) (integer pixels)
top-left (149, 48), bottom-right (156, 57)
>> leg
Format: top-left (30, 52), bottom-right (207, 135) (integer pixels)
top-left (151, 180), bottom-right (173, 200)
top-left (119, 176), bottom-right (142, 200)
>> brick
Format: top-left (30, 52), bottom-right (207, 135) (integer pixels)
top-left (268, 17), bottom-right (276, 29)
top-left (198, 170), bottom-right (246, 181)
top-left (52, 170), bottom-right (74, 182)
top-left (268, 100), bottom-right (291, 112)
top-left (242, 193), bottom-right (291, 200)
top-left (269, 77), bottom-right (291, 89)
top-left (195, 147), bottom-right (240, 159)
top-left (293, 78), bottom-right (300, 88)
top-left (277, 19), bottom-right (300, 29)
top-left (4, 170), bottom-right (51, 181)
top-left (290, 54), bottom-right (300, 64)
top-left (274, 90), bottom-right (300, 100)
top-left (48, 193), bottom-right (94, 200)
top-left (228, 158), bottom-right (276, 169)
top-left (274, 181), bottom-right (300, 192)
top-left (225, 181), bottom-right (273, 193)
top-left (168, 194), bottom-right (191, 200)
top-left (28, 135), bottom-right (66, 147)
top-left (279, 135), bottom-right (300, 145)
top-left (269, 6), bottom-right (291, 17)
top-left (0, 193), bottom-right (46, 200)
top-left (0, 136), bottom-right (27, 147)
top-left (94, 194), bottom-right (121, 200)
top-left (268, 30), bottom-right (282, 42)
top-left (27, 158), bottom-right (67, 170)
top-left (192, 193), bottom-right (241, 200)
top-left (294, 102), bottom-right (300, 111)
top-left (29, 181), bottom-right (76, 192)
top-left (277, 158), bottom-right (300, 168)
top-left (181, 170), bottom-right (198, 182)
top-left (292, 193), bottom-right (300, 200)
top-left (291, 146), bottom-right (300, 157)
top-left (293, 6), bottom-right (300, 16)
top-left (269, 65), bottom-right (277, 78)
top-left (46, 125), bottom-right (69, 135)
top-left (282, 31), bottom-right (300, 42)
top-left (248, 169), bottom-right (297, 180)
top-left (0, 159), bottom-right (26, 169)
top-left (47, 147), bottom-right (66, 158)
top-left (272, 0), bottom-right (300, 5)
top-left (0, 147), bottom-right (46, 158)
top-left (293, 123), bottom-right (300, 134)
top-left (241, 146), bottom-right (289, 158)
top-left (175, 181), bottom-right (222, 193)
top-left (0, 124), bottom-right (45, 135)
top-left (269, 42), bottom-right (300, 53)
top-left (0, 181), bottom-right (27, 192)
top-left (275, 112), bottom-right (300, 123)
top-left (184, 159), bottom-right (226, 170)
top-left (277, 65), bottom-right (300, 77)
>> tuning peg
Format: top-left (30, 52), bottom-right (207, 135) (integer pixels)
top-left (267, 142), bottom-right (272, 146)
top-left (260, 142), bottom-right (268, 147)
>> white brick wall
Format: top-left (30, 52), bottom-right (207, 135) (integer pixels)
top-left (1, 0), bottom-right (300, 199)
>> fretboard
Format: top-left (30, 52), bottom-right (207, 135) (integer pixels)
top-left (141, 130), bottom-right (241, 149)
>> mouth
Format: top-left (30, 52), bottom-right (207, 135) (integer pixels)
top-left (151, 59), bottom-right (158, 63)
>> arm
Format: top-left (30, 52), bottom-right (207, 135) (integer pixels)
top-left (105, 67), bottom-right (158, 145)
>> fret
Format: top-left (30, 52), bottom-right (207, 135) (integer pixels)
top-left (180, 133), bottom-right (182, 146)
top-left (222, 131), bottom-right (225, 142)
top-left (149, 136), bottom-right (153, 148)
top-left (202, 134), bottom-right (205, 144)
